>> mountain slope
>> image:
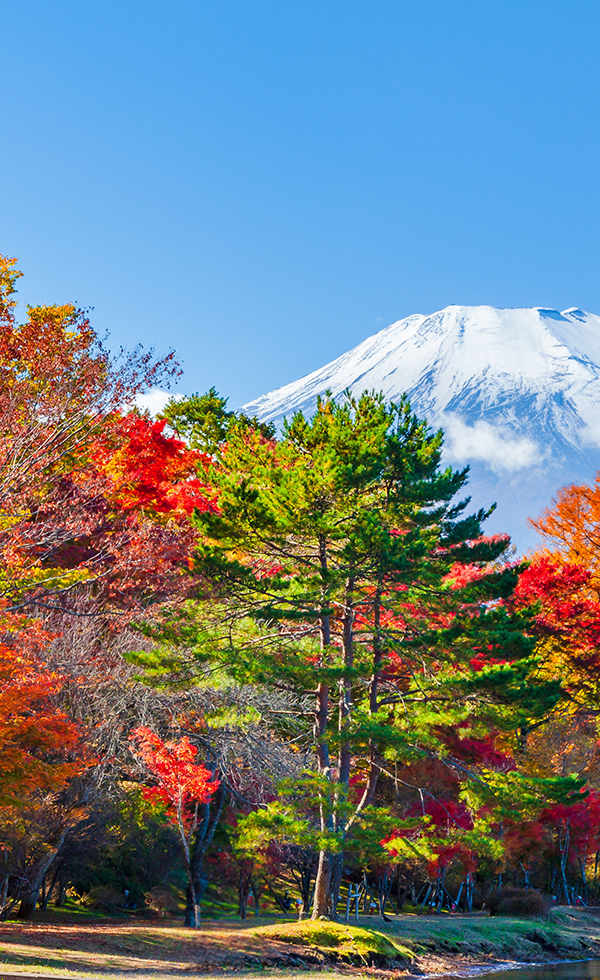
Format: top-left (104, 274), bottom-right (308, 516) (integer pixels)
top-left (242, 305), bottom-right (600, 551)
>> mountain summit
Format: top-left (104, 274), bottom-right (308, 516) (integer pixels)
top-left (242, 305), bottom-right (600, 551)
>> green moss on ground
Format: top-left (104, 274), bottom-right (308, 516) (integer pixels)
top-left (374, 907), bottom-right (598, 961)
top-left (254, 919), bottom-right (415, 965)
top-left (256, 908), bottom-right (600, 968)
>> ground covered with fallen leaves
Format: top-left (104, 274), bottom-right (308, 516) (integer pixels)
top-left (0, 915), bottom-right (334, 979)
top-left (1, 907), bottom-right (600, 979)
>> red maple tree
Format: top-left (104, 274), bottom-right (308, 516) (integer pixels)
top-left (130, 727), bottom-right (219, 927)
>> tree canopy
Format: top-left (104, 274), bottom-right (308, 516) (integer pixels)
top-left (2, 253), bottom-right (600, 925)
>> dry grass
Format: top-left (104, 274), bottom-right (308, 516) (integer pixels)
top-left (0, 915), bottom-right (307, 979)
top-left (1, 907), bottom-right (600, 979)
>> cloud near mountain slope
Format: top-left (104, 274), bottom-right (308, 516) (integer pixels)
top-left (441, 415), bottom-right (543, 473)
top-left (242, 305), bottom-right (600, 552)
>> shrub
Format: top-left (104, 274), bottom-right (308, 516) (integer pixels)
top-left (488, 887), bottom-right (549, 917)
top-left (83, 885), bottom-right (126, 911)
top-left (144, 885), bottom-right (182, 915)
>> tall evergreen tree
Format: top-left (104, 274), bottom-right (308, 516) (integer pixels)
top-left (136, 391), bottom-right (566, 919)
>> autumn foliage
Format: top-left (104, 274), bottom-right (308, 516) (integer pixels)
top-left (93, 415), bottom-right (213, 518)
top-left (5, 252), bottom-right (600, 924)
top-left (130, 728), bottom-right (219, 927)
top-left (0, 621), bottom-right (89, 803)
top-left (130, 728), bottom-right (219, 825)
top-left (0, 255), bottom-right (207, 919)
top-left (530, 473), bottom-right (600, 598)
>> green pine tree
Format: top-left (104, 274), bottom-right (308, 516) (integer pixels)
top-left (134, 390), bottom-right (569, 919)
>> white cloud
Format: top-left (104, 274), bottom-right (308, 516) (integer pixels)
top-left (581, 419), bottom-right (600, 449)
top-left (135, 388), bottom-right (180, 417)
top-left (441, 413), bottom-right (542, 473)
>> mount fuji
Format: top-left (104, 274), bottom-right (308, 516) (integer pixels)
top-left (242, 306), bottom-right (600, 553)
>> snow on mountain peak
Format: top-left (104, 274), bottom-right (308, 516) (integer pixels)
top-left (242, 304), bottom-right (600, 550)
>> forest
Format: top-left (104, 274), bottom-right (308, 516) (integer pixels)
top-left (3, 251), bottom-right (600, 929)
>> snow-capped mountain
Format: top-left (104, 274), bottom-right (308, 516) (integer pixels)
top-left (242, 306), bottom-right (600, 552)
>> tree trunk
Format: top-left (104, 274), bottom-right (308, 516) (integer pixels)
top-left (300, 866), bottom-right (312, 910)
top-left (466, 872), bottom-right (474, 912)
top-left (183, 856), bottom-right (200, 929)
top-left (311, 850), bottom-right (333, 918)
top-left (184, 882), bottom-right (204, 928)
top-left (39, 875), bottom-right (48, 911)
top-left (315, 537), bottom-right (332, 776)
top-left (44, 863), bottom-right (63, 908)
top-left (56, 879), bottom-right (67, 907)
top-left (0, 874), bottom-right (9, 913)
top-left (311, 538), bottom-right (335, 920)
top-left (238, 874), bottom-right (251, 919)
top-left (250, 878), bottom-right (262, 915)
top-left (17, 892), bottom-right (38, 920)
top-left (317, 574), bottom-right (355, 922)
top-left (363, 872), bottom-right (371, 914)
top-left (18, 839), bottom-right (66, 920)
top-left (560, 822), bottom-right (571, 904)
top-left (338, 575), bottom-right (355, 790)
top-left (329, 852), bottom-right (344, 920)
top-left (351, 584), bottom-right (383, 821)
top-left (183, 779), bottom-right (226, 927)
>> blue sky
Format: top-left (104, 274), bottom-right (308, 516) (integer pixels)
top-left (2, 1), bottom-right (600, 407)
